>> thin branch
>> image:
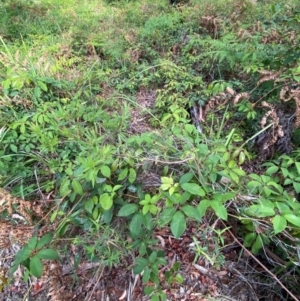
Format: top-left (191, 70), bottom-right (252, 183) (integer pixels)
top-left (220, 220), bottom-right (299, 301)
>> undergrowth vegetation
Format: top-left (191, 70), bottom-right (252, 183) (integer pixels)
top-left (0, 0), bottom-right (300, 300)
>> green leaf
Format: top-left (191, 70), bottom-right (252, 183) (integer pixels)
top-left (157, 208), bottom-right (176, 226)
top-left (129, 213), bottom-right (143, 237)
top-left (244, 232), bottom-right (256, 247)
top-left (72, 179), bottom-right (83, 195)
top-left (284, 214), bottom-right (300, 227)
top-left (176, 273), bottom-right (184, 284)
top-left (36, 233), bottom-right (54, 250)
top-left (229, 171), bottom-right (239, 184)
top-left (34, 86), bottom-right (41, 98)
top-left (295, 162), bottom-right (300, 175)
top-left (118, 204), bottom-right (138, 217)
top-left (198, 144), bottom-right (209, 155)
top-left (85, 198), bottom-right (94, 214)
top-left (293, 182), bottom-right (300, 194)
top-left (211, 201), bottom-right (228, 220)
top-left (10, 144), bottom-right (18, 153)
top-left (100, 193), bottom-right (113, 210)
top-left (37, 249), bottom-right (59, 260)
top-left (179, 173), bottom-right (194, 185)
top-left (273, 215), bottom-right (287, 234)
top-left (118, 168), bottom-right (128, 181)
top-left (128, 168), bottom-right (136, 183)
top-left (149, 251), bottom-right (157, 264)
top-left (248, 204), bottom-right (275, 217)
top-left (27, 236), bottom-right (38, 250)
top-left (59, 179), bottom-right (70, 197)
top-left (144, 286), bottom-right (155, 296)
top-left (265, 166), bottom-right (279, 176)
top-left (170, 211), bottom-right (186, 238)
top-left (251, 236), bottom-right (263, 254)
top-left (197, 200), bottom-right (210, 218)
top-left (181, 205), bottom-right (202, 221)
top-left (37, 80), bottom-right (47, 92)
top-left (92, 207), bottom-right (99, 220)
top-left (30, 256), bottom-right (43, 278)
top-left (161, 177), bottom-right (174, 185)
top-left (101, 165), bottom-right (111, 178)
top-left (142, 266), bottom-right (151, 283)
top-left (181, 183), bottom-right (205, 196)
top-left (14, 247), bottom-right (31, 264)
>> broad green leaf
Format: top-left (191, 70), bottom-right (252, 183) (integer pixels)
top-left (248, 205), bottom-right (275, 217)
top-left (142, 266), bottom-right (151, 283)
top-left (211, 201), bottom-right (227, 220)
top-left (181, 205), bottom-right (202, 221)
top-left (129, 213), bottom-right (143, 237)
top-left (30, 256), bottom-right (43, 278)
top-left (295, 162), bottom-right (300, 175)
top-left (112, 184), bottom-right (122, 192)
top-left (149, 251), bottom-right (157, 264)
top-left (100, 193), bottom-right (113, 210)
top-left (37, 80), bottom-right (47, 92)
top-left (85, 198), bottom-right (94, 214)
top-left (232, 168), bottom-right (246, 177)
top-left (14, 247), bottom-right (31, 264)
top-left (118, 168), bottom-right (128, 181)
top-left (101, 165), bottom-right (111, 178)
top-left (72, 179), bottom-right (83, 195)
top-left (251, 236), bottom-right (263, 254)
top-left (142, 204), bottom-right (150, 215)
top-left (10, 144), bottom-right (17, 153)
top-left (37, 249), bottom-right (59, 260)
top-left (128, 168), bottom-right (136, 183)
top-left (144, 286), bottom-right (155, 296)
top-left (179, 173), bottom-right (194, 185)
top-left (151, 295), bottom-right (159, 301)
top-left (198, 144), bottom-right (209, 155)
top-left (229, 171), bottom-right (239, 184)
top-left (59, 179), bottom-right (70, 197)
top-left (176, 273), bottom-right (184, 284)
top-left (36, 233), bottom-right (54, 250)
top-left (34, 86), bottom-right (41, 98)
top-left (293, 182), bottom-right (300, 194)
top-left (244, 233), bottom-right (256, 247)
top-left (103, 207), bottom-right (113, 224)
top-left (284, 214), bottom-right (300, 227)
top-left (181, 183), bottom-right (205, 196)
top-left (157, 208), bottom-right (176, 226)
top-left (169, 186), bottom-right (175, 196)
top-left (265, 166), bottom-right (279, 176)
top-left (197, 200), bottom-right (210, 218)
top-left (118, 204), bottom-right (138, 216)
top-left (210, 172), bottom-right (218, 183)
top-left (27, 236), bottom-right (38, 250)
top-left (273, 215), bottom-right (287, 234)
top-left (170, 211), bottom-right (186, 238)
top-left (275, 202), bottom-right (289, 213)
top-left (92, 207), bottom-right (99, 220)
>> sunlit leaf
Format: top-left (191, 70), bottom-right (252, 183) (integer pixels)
top-left (273, 215), bottom-right (287, 234)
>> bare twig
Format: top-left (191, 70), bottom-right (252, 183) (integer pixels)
top-left (220, 220), bottom-right (299, 301)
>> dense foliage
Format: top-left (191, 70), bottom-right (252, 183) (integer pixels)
top-left (0, 0), bottom-right (300, 299)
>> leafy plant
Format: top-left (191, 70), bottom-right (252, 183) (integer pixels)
top-left (10, 233), bottom-right (59, 279)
